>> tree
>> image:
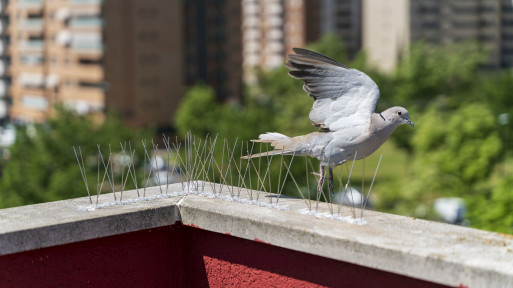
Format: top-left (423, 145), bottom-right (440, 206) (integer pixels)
top-left (175, 84), bottom-right (276, 140)
top-left (394, 41), bottom-right (487, 109)
top-left (390, 41), bottom-right (488, 151)
top-left (467, 175), bottom-right (513, 234)
top-left (0, 107), bottom-right (151, 208)
top-left (386, 103), bottom-right (502, 213)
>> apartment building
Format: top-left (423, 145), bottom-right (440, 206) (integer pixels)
top-left (320, 0), bottom-right (361, 58)
top-left (0, 0), bottom-right (8, 124)
top-left (7, 0), bottom-right (104, 123)
top-left (183, 0), bottom-right (242, 101)
top-left (241, 0), bottom-right (361, 81)
top-left (242, 0), bottom-right (298, 74)
top-left (411, 0), bottom-right (503, 67)
top-left (104, 0), bottom-right (183, 126)
top-left (364, 0), bottom-right (513, 71)
top-left (6, 0), bottom-right (241, 126)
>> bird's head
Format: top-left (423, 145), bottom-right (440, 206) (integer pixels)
top-left (382, 106), bottom-right (414, 127)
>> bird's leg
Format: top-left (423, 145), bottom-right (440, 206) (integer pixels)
top-left (329, 167), bottom-right (334, 201)
top-left (317, 165), bottom-right (325, 202)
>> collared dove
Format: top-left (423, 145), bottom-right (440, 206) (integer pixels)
top-left (242, 48), bottom-right (414, 193)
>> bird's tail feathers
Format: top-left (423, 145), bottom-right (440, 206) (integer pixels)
top-left (252, 132), bottom-right (289, 143)
top-left (240, 149), bottom-right (293, 160)
top-left (242, 132), bottom-right (291, 159)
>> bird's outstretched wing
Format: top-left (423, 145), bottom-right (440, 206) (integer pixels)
top-left (285, 48), bottom-right (380, 140)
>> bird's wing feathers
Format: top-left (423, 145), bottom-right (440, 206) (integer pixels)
top-left (286, 48), bottom-right (380, 139)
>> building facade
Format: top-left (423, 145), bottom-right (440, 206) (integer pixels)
top-left (0, 0), bottom-right (8, 125)
top-left (364, 0), bottom-right (513, 71)
top-left (241, 0), bottom-right (362, 81)
top-left (5, 0), bottom-right (242, 126)
top-left (320, 0), bottom-right (361, 59)
top-left (7, 0), bottom-right (104, 123)
top-left (104, 0), bottom-right (183, 126)
top-left (184, 0), bottom-right (243, 102)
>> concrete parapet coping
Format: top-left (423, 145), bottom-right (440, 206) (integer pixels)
top-left (0, 182), bottom-right (512, 287)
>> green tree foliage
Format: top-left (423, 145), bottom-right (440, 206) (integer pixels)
top-left (0, 107), bottom-right (150, 208)
top-left (409, 103), bottom-right (502, 198)
top-left (394, 42), bottom-right (487, 109)
top-left (175, 84), bottom-right (275, 140)
top-left (374, 103), bottom-right (503, 217)
top-left (473, 71), bottom-right (513, 153)
top-left (390, 42), bottom-right (488, 151)
top-left (467, 176), bottom-right (513, 234)
top-left (175, 85), bottom-right (221, 137)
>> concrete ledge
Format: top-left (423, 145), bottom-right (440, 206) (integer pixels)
top-left (1, 183), bottom-right (512, 287)
top-left (0, 186), bottom-right (181, 255)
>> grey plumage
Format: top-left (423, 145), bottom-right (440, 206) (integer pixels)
top-left (242, 48), bottom-right (413, 192)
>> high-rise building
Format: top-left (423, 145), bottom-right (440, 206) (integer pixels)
top-left (242, 0), bottom-right (300, 74)
top-left (411, 0), bottom-right (503, 67)
top-left (6, 0), bottom-right (184, 126)
top-left (0, 0), bottom-right (8, 125)
top-left (362, 0), bottom-right (409, 72)
top-left (320, 0), bottom-right (362, 58)
top-left (6, 0), bottom-right (242, 127)
top-left (7, 0), bottom-right (105, 123)
top-left (241, 0), bottom-right (362, 81)
top-left (104, 0), bottom-right (183, 126)
top-left (363, 0), bottom-right (513, 71)
top-left (183, 0), bottom-right (243, 102)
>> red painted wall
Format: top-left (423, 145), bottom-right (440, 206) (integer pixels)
top-left (0, 225), bottom-right (185, 287)
top-left (0, 223), bottom-right (451, 288)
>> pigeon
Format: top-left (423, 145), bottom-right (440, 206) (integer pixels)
top-left (242, 48), bottom-right (414, 194)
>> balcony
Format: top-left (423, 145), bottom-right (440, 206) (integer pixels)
top-left (68, 17), bottom-right (103, 29)
top-left (70, 41), bottom-right (103, 52)
top-left (18, 19), bottom-right (43, 32)
top-left (16, 0), bottom-right (43, 14)
top-left (19, 40), bottom-right (44, 52)
top-left (20, 94), bottom-right (48, 110)
top-left (18, 0), bottom-right (43, 8)
top-left (0, 183), bottom-right (511, 287)
top-left (19, 54), bottom-right (44, 66)
top-left (69, 0), bottom-right (103, 4)
top-left (63, 99), bottom-right (103, 115)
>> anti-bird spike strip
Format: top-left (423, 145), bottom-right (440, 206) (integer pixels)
top-left (74, 133), bottom-right (382, 224)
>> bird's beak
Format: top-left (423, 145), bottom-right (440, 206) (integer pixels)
top-left (407, 119), bottom-right (414, 127)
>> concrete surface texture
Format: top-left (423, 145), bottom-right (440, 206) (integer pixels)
top-left (0, 182), bottom-right (512, 287)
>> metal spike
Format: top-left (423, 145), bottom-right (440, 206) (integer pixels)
top-left (362, 155), bottom-right (382, 218)
top-left (73, 146), bottom-right (92, 205)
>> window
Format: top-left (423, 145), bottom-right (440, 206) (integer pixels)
top-left (21, 95), bottom-right (48, 110)
top-left (19, 55), bottom-right (44, 65)
top-left (78, 81), bottom-right (103, 89)
top-left (78, 58), bottom-right (103, 65)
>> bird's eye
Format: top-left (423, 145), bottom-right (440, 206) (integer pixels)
top-left (397, 111), bottom-right (402, 116)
